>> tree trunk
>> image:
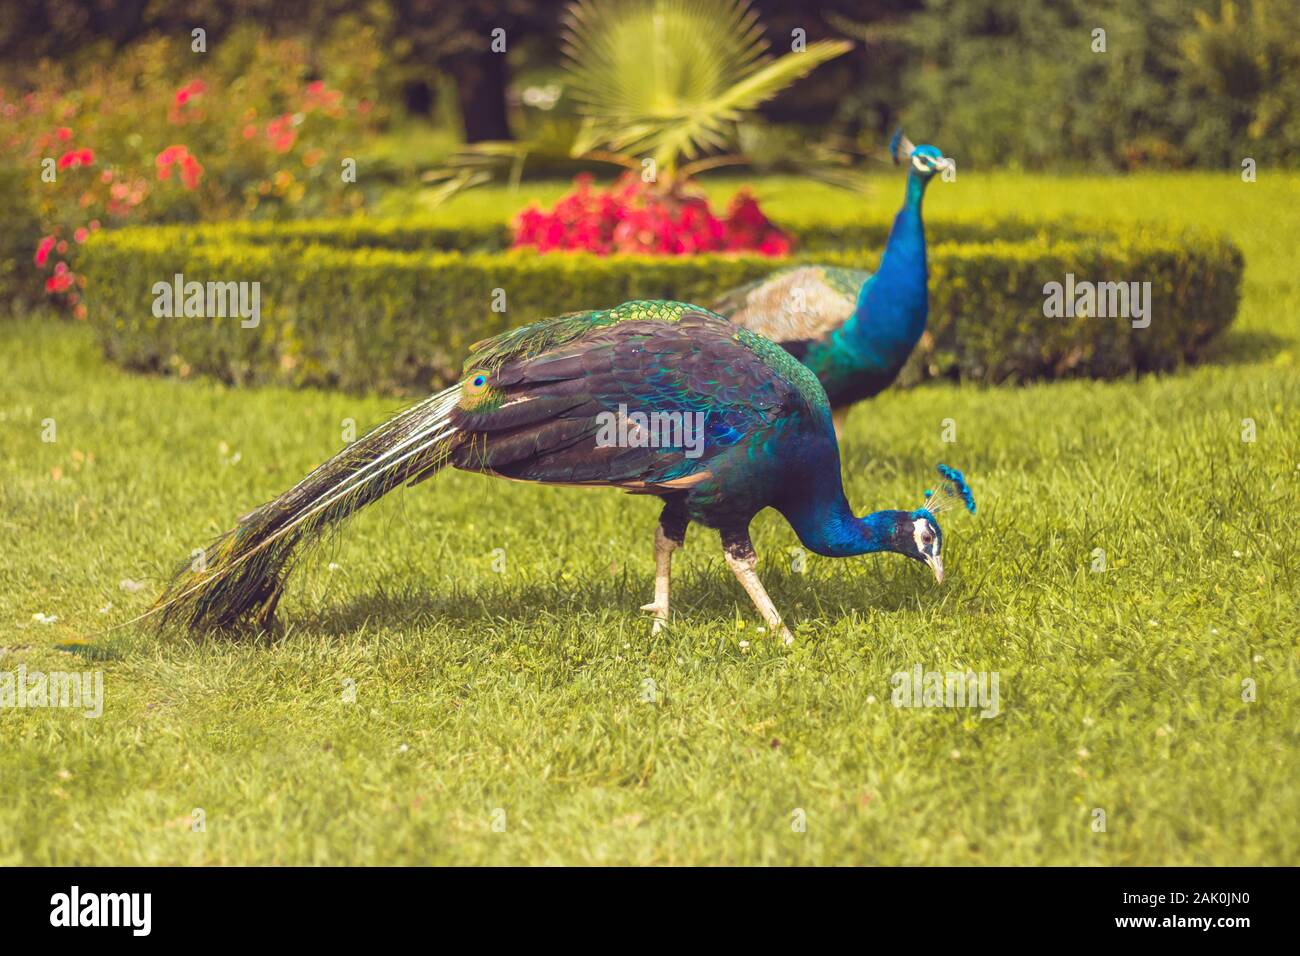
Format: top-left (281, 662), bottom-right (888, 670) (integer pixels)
top-left (446, 50), bottom-right (513, 142)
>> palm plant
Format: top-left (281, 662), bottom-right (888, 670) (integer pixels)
top-left (562, 0), bottom-right (851, 183)
top-left (427, 0), bottom-right (855, 201)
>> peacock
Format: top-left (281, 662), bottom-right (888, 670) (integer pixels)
top-left (151, 301), bottom-right (975, 642)
top-left (711, 132), bottom-right (951, 436)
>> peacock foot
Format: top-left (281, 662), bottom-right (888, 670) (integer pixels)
top-left (640, 601), bottom-right (669, 634)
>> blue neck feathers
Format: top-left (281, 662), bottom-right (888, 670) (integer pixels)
top-left (843, 172), bottom-right (931, 358)
top-left (779, 468), bottom-right (903, 558)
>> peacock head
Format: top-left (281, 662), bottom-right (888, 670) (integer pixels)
top-left (895, 464), bottom-right (976, 583)
top-left (890, 130), bottom-right (952, 183)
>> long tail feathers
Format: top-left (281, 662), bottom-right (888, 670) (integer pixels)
top-left (152, 383), bottom-right (464, 633)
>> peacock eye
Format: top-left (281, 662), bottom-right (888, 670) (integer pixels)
top-left (922, 532), bottom-right (934, 545)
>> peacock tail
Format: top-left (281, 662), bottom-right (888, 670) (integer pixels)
top-left (154, 384), bottom-right (465, 632)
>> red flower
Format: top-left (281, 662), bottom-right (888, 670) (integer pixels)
top-left (265, 114), bottom-right (297, 152)
top-left (174, 79), bottom-right (206, 106)
top-left (56, 148), bottom-right (94, 170)
top-left (34, 235), bottom-right (55, 267)
top-left (512, 173), bottom-right (789, 257)
top-left (180, 154), bottom-right (203, 189)
top-left (56, 126), bottom-right (73, 141)
top-left (156, 145), bottom-right (202, 187)
top-left (156, 145), bottom-right (186, 166)
top-left (74, 227), bottom-right (89, 243)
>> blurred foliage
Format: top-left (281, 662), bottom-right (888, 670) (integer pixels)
top-left (2, 0), bottom-right (1297, 234)
top-left (1, 23), bottom-right (386, 307)
top-left (862, 0), bottom-right (1300, 170)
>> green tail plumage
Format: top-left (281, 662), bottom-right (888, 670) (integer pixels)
top-left (153, 383), bottom-right (464, 632)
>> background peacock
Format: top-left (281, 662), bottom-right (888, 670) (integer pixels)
top-left (711, 132), bottom-right (951, 436)
top-left (152, 301), bottom-right (974, 642)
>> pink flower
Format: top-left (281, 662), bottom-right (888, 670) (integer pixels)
top-left (34, 235), bottom-right (55, 267)
top-left (74, 227), bottom-right (89, 243)
top-left (180, 154), bottom-right (203, 189)
top-left (56, 148), bottom-right (94, 170)
top-left (156, 145), bottom-right (201, 186)
top-left (511, 173), bottom-right (787, 257)
top-left (174, 80), bottom-right (206, 106)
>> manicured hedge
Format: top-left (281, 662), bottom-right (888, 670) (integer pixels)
top-left (95, 211), bottom-right (1105, 255)
top-left (80, 215), bottom-right (1242, 395)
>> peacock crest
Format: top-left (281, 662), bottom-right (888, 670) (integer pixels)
top-left (918, 463), bottom-right (976, 518)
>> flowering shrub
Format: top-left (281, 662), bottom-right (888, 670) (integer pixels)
top-left (513, 173), bottom-right (792, 256)
top-left (0, 25), bottom-right (388, 313)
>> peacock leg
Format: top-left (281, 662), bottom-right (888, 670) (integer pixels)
top-left (721, 529), bottom-right (794, 645)
top-left (641, 500), bottom-right (688, 634)
top-left (831, 406), bottom-right (849, 443)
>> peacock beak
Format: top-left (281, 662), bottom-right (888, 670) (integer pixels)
top-left (926, 553), bottom-right (944, 584)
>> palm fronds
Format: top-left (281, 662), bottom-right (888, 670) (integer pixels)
top-left (563, 0), bottom-right (852, 175)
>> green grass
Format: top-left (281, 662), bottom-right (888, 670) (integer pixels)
top-left (1, 172), bottom-right (1297, 865)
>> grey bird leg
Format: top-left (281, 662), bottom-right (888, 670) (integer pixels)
top-left (721, 528), bottom-right (794, 645)
top-left (641, 501), bottom-right (688, 634)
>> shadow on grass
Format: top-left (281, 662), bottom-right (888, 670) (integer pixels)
top-left (1199, 326), bottom-right (1289, 368)
top-left (271, 556), bottom-right (945, 642)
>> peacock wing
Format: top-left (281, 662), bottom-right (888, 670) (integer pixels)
top-left (449, 310), bottom-right (804, 491)
top-left (711, 264), bottom-right (869, 346)
top-left (464, 300), bottom-right (709, 374)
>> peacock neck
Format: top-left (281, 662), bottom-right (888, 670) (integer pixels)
top-left (779, 468), bottom-right (899, 558)
top-left (843, 173), bottom-right (930, 355)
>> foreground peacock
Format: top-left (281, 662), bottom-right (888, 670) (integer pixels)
top-left (152, 301), bottom-right (974, 642)
top-left (711, 132), bottom-right (951, 435)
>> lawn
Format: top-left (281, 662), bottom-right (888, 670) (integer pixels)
top-left (1, 172), bottom-right (1296, 865)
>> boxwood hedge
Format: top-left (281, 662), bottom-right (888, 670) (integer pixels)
top-left (80, 215), bottom-right (1242, 396)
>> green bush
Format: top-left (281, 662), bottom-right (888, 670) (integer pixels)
top-left (125, 209), bottom-right (1113, 255)
top-left (0, 166), bottom-right (43, 308)
top-left (80, 215), bottom-right (1242, 395)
